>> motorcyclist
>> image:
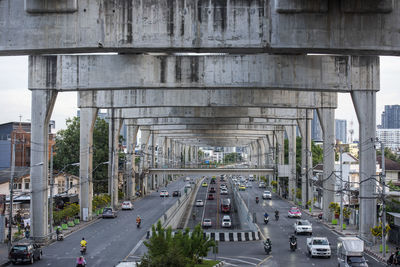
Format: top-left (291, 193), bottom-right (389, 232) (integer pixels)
top-left (76, 256), bottom-right (86, 267)
top-left (264, 212), bottom-right (269, 219)
top-left (289, 234), bottom-right (297, 249)
top-left (256, 196), bottom-right (259, 203)
top-left (274, 209), bottom-right (279, 216)
top-left (80, 237), bottom-right (87, 248)
top-left (56, 227), bottom-right (61, 240)
top-left (264, 238), bottom-right (272, 251)
top-left (136, 215), bottom-right (142, 226)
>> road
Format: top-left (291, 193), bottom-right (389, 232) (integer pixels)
top-left (33, 179), bottom-right (186, 267)
top-left (187, 176), bottom-right (240, 230)
top-left (208, 180), bottom-right (385, 267)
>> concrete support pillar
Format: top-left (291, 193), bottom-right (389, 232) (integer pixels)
top-left (276, 131), bottom-right (285, 196)
top-left (298, 119), bottom-right (307, 208)
top-left (184, 145), bottom-right (189, 166)
top-left (265, 134), bottom-right (273, 166)
top-left (306, 119), bottom-right (313, 207)
top-left (126, 122), bottom-right (138, 200)
top-left (285, 125), bottom-right (297, 201)
top-left (79, 108), bottom-right (98, 221)
top-left (30, 89), bottom-right (57, 242)
top-left (317, 108), bottom-right (335, 221)
top-left (111, 116), bottom-right (123, 209)
top-left (150, 132), bottom-right (156, 190)
top-left (258, 139), bottom-right (266, 168)
top-left (352, 91), bottom-right (377, 241)
top-left (140, 127), bottom-right (151, 195)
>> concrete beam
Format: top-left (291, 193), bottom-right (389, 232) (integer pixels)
top-left (78, 89), bottom-right (337, 109)
top-left (117, 107), bottom-right (313, 120)
top-left (148, 124), bottom-right (291, 131)
top-left (29, 55), bottom-right (378, 93)
top-left (3, 1), bottom-right (400, 55)
top-left (125, 117), bottom-right (297, 126)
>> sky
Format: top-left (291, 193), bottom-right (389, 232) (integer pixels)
top-left (0, 56), bottom-right (399, 140)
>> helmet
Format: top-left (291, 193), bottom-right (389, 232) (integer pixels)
top-left (82, 237), bottom-right (85, 240)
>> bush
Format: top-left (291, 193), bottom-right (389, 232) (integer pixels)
top-left (92, 194), bottom-right (111, 211)
top-left (53, 203), bottom-right (80, 225)
top-left (371, 223), bottom-right (391, 238)
top-left (271, 181), bottom-right (277, 188)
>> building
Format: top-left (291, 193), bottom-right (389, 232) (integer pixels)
top-left (311, 110), bottom-right (323, 141)
top-left (335, 119), bottom-right (347, 144)
top-left (376, 156), bottom-right (400, 187)
top-left (381, 105), bottom-right (400, 129)
top-left (377, 129), bottom-right (400, 152)
top-left (0, 122), bottom-right (55, 170)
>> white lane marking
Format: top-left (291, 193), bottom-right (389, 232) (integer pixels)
top-left (218, 256), bottom-right (258, 266)
top-left (236, 256), bottom-right (265, 261)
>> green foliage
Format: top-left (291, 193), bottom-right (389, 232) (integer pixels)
top-left (53, 203), bottom-right (80, 225)
top-left (53, 117), bottom-right (110, 194)
top-left (92, 194), bottom-right (111, 211)
top-left (293, 137), bottom-right (323, 174)
top-left (223, 153), bottom-right (241, 164)
top-left (140, 221), bottom-right (215, 267)
top-left (329, 202), bottom-right (340, 214)
top-left (377, 148), bottom-right (400, 164)
top-left (198, 149), bottom-right (204, 160)
top-left (296, 188), bottom-right (301, 200)
top-left (271, 180), bottom-right (278, 188)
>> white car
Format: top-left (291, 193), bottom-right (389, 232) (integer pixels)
top-left (220, 188), bottom-right (228, 195)
top-left (196, 200), bottom-right (204, 207)
top-left (258, 182), bottom-right (266, 188)
top-left (185, 183), bottom-right (191, 189)
top-left (307, 237), bottom-right (331, 258)
top-left (294, 219), bottom-right (312, 235)
top-left (262, 191), bottom-right (272, 199)
top-left (202, 218), bottom-right (212, 228)
top-left (121, 201), bottom-right (133, 210)
top-left (160, 190), bottom-right (169, 197)
top-left (221, 215), bottom-right (232, 228)
top-left (246, 182), bottom-right (252, 188)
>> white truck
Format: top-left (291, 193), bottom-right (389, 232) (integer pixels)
top-left (306, 237), bottom-right (331, 258)
top-left (337, 237), bottom-right (368, 267)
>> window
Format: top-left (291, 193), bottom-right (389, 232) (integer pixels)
top-left (24, 179), bottom-right (30, 190)
top-left (70, 181), bottom-right (73, 189)
top-left (58, 180), bottom-right (65, 194)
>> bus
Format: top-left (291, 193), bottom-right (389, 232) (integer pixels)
top-left (221, 198), bottom-right (231, 213)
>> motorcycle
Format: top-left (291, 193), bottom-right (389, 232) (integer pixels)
top-left (256, 197), bottom-right (259, 204)
top-left (318, 213), bottom-right (323, 220)
top-left (264, 217), bottom-right (269, 224)
top-left (275, 214), bottom-right (279, 221)
top-left (263, 241), bottom-right (271, 254)
top-left (136, 221), bottom-right (141, 228)
top-left (80, 245), bottom-right (87, 255)
top-left (290, 240), bottom-right (297, 251)
top-left (57, 233), bottom-right (64, 241)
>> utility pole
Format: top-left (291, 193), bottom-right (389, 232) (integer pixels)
top-left (339, 146), bottom-right (344, 231)
top-left (49, 145), bottom-right (54, 236)
top-left (381, 142), bottom-right (386, 258)
top-left (8, 143), bottom-right (15, 250)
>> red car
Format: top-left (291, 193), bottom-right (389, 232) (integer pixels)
top-left (209, 187), bottom-right (216, 193)
top-left (208, 194), bottom-right (214, 200)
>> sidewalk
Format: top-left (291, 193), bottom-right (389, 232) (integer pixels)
top-left (284, 197), bottom-right (394, 264)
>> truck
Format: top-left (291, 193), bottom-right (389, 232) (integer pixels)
top-left (337, 237), bottom-right (368, 266)
top-left (306, 237), bottom-right (331, 258)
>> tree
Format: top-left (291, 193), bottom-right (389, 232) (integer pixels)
top-left (223, 153), bottom-right (241, 164)
top-left (53, 116), bottom-right (110, 194)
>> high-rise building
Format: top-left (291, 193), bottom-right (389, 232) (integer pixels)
top-left (377, 129), bottom-right (400, 151)
top-left (335, 119), bottom-right (347, 144)
top-left (381, 105), bottom-right (400, 129)
top-left (311, 110), bottom-right (323, 141)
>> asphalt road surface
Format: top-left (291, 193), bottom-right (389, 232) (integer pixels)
top-left (32, 179), bottom-right (186, 267)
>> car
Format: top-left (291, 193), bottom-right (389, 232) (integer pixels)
top-left (288, 207), bottom-right (302, 218)
top-left (202, 182), bottom-right (208, 187)
top-left (207, 193), bottom-right (214, 200)
top-left (185, 177), bottom-right (191, 181)
top-left (160, 190), bottom-right (169, 197)
top-left (262, 190), bottom-right (272, 200)
top-left (294, 219), bottom-right (312, 235)
top-left (202, 218), bottom-right (212, 228)
top-left (246, 182), bottom-right (252, 188)
top-left (220, 184), bottom-right (227, 189)
top-left (122, 201), bottom-right (133, 210)
top-left (210, 178), bottom-right (216, 184)
top-left (209, 187), bottom-right (216, 193)
top-left (9, 241), bottom-right (42, 264)
top-left (173, 190), bottom-right (181, 197)
top-left (221, 215), bottom-right (232, 228)
top-left (249, 175), bottom-right (254, 181)
top-left (306, 237), bottom-right (331, 258)
top-left (196, 200), bottom-right (204, 207)
top-left (258, 182), bottom-right (266, 188)
top-left (220, 188), bottom-right (228, 195)
top-left (102, 207), bottom-right (117, 218)
top-left (239, 184), bottom-right (246, 191)
top-left (185, 183), bottom-right (192, 189)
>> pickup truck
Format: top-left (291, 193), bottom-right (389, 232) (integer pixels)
top-left (306, 237), bottom-right (331, 258)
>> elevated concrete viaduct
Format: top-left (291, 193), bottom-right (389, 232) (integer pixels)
top-left (2, 1), bottom-right (400, 55)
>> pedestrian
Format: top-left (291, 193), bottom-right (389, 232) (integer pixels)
top-left (25, 223), bottom-right (30, 239)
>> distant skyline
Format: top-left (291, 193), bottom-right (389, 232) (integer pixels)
top-left (0, 56), bottom-right (399, 140)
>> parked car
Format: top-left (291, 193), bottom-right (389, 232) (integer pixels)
top-left (208, 194), bottom-right (214, 200)
top-left (202, 182), bottom-right (208, 187)
top-left (202, 218), bottom-right (212, 228)
top-left (221, 215), bottom-right (232, 228)
top-left (209, 187), bottom-right (216, 193)
top-left (160, 190), bottom-right (169, 197)
top-left (9, 241), bottom-right (42, 264)
top-left (121, 201), bottom-right (133, 210)
top-left (102, 207), bottom-right (117, 218)
top-left (307, 237), bottom-right (331, 258)
top-left (294, 219), bottom-right (312, 235)
top-left (173, 190), bottom-right (181, 197)
top-left (220, 188), bottom-right (228, 195)
top-left (196, 200), bottom-right (204, 207)
top-left (262, 191), bottom-right (272, 200)
top-left (288, 207), bottom-right (302, 218)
